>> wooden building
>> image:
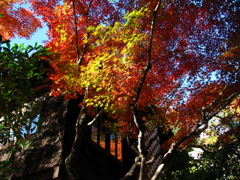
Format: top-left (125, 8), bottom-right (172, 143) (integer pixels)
top-left (0, 94), bottom-right (128, 180)
top-left (0, 80), bottom-right (168, 179)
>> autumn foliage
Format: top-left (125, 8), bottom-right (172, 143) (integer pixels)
top-left (1, 0), bottom-right (240, 179)
top-left (0, 0), bottom-right (41, 39)
top-left (29, 0), bottom-right (239, 134)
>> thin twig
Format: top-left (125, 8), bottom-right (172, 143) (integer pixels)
top-left (87, 109), bottom-right (103, 126)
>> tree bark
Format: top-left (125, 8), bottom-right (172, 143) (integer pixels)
top-left (65, 104), bottom-right (87, 180)
top-left (120, 157), bottom-right (140, 180)
top-left (121, 1), bottom-right (163, 179)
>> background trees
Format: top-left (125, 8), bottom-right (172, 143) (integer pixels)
top-left (0, 0), bottom-right (239, 179)
top-left (162, 106), bottom-right (240, 180)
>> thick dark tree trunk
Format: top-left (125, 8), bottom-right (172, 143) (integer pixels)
top-left (65, 104), bottom-right (87, 180)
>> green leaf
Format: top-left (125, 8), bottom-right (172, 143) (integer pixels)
top-left (20, 43), bottom-right (25, 49)
top-left (28, 70), bottom-right (33, 76)
top-left (12, 44), bottom-right (19, 51)
top-left (7, 42), bottom-right (10, 49)
top-left (0, 124), bottom-right (3, 131)
top-left (3, 47), bottom-right (11, 53)
top-left (0, 14), bottom-right (3, 18)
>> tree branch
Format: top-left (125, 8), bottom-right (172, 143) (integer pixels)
top-left (128, 1), bottom-right (163, 179)
top-left (72, 0), bottom-right (94, 66)
top-left (151, 68), bottom-right (239, 179)
top-left (133, 0), bottom-right (162, 105)
top-left (72, 0), bottom-right (80, 62)
top-left (151, 116), bottom-right (208, 180)
top-left (120, 157), bottom-right (141, 180)
top-left (132, 108), bottom-right (145, 180)
top-left (204, 67), bottom-right (239, 113)
top-left (145, 151), bottom-right (162, 165)
top-left (87, 109), bottom-right (103, 126)
top-left (189, 145), bottom-right (223, 153)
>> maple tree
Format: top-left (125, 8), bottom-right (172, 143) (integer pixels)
top-left (1, 0), bottom-right (240, 179)
top-left (0, 0), bottom-right (42, 39)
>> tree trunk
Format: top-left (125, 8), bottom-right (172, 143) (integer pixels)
top-left (65, 104), bottom-right (87, 180)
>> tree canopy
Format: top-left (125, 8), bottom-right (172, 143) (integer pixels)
top-left (0, 0), bottom-right (239, 179)
top-left (0, 0), bottom-right (42, 39)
